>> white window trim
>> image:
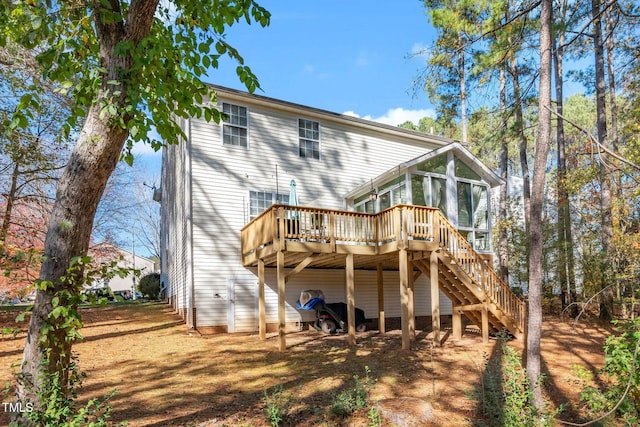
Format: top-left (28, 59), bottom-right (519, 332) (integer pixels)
top-left (221, 102), bottom-right (249, 149)
top-left (297, 117), bottom-right (321, 160)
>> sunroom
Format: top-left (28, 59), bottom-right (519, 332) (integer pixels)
top-left (345, 142), bottom-right (503, 255)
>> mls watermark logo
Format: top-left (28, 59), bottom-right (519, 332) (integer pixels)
top-left (2, 401), bottom-right (34, 413)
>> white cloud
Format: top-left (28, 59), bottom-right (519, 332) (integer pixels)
top-left (344, 107), bottom-right (436, 127)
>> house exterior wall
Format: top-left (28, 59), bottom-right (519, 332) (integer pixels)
top-left (161, 87), bottom-right (471, 331)
top-left (160, 117), bottom-right (194, 325)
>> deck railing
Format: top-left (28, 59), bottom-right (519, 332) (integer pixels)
top-left (241, 204), bottom-right (442, 257)
top-left (240, 204), bottom-right (525, 334)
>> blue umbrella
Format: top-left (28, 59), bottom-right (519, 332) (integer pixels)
top-left (288, 179), bottom-right (299, 220)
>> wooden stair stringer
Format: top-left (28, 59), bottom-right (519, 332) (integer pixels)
top-left (412, 259), bottom-right (484, 331)
top-left (436, 249), bottom-right (523, 338)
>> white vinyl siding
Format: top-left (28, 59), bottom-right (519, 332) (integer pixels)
top-left (160, 119), bottom-right (192, 324)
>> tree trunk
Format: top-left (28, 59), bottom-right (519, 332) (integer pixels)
top-left (553, 5), bottom-right (578, 318)
top-left (0, 163), bottom-right (20, 242)
top-left (498, 67), bottom-right (510, 285)
top-left (605, 4), bottom-right (623, 316)
top-left (509, 58), bottom-right (530, 238)
top-left (17, 103), bottom-right (130, 407)
top-left (592, 0), bottom-right (614, 321)
top-left (527, 0), bottom-right (552, 411)
top-left (458, 32), bottom-right (468, 144)
top-left (16, 0), bottom-right (159, 413)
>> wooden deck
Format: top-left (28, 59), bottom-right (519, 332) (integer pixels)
top-left (241, 204), bottom-right (526, 351)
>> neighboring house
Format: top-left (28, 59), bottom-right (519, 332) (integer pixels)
top-left (158, 85), bottom-right (524, 349)
top-left (89, 243), bottom-right (157, 293)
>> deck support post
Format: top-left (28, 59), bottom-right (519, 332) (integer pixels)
top-left (452, 308), bottom-right (462, 340)
top-left (258, 259), bottom-right (266, 340)
top-left (277, 250), bottom-right (286, 351)
top-left (399, 248), bottom-right (410, 350)
top-left (430, 250), bottom-right (441, 346)
top-left (481, 305), bottom-right (489, 344)
top-left (408, 258), bottom-right (415, 342)
top-left (377, 263), bottom-right (385, 334)
top-left (346, 253), bottom-right (356, 346)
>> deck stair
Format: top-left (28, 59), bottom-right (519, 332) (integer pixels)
top-left (421, 211), bottom-right (526, 338)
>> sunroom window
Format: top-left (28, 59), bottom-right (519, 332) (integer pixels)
top-left (378, 176), bottom-right (406, 210)
top-left (456, 181), bottom-right (490, 251)
top-left (411, 174), bottom-right (447, 217)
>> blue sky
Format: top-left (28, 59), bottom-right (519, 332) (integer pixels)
top-left (211, 1), bottom-right (438, 122)
top-left (133, 1), bottom-right (439, 172)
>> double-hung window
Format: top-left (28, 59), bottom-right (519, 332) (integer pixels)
top-left (298, 119), bottom-right (320, 159)
top-left (222, 103), bottom-right (248, 147)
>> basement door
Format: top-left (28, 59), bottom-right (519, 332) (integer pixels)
top-left (227, 280), bottom-right (258, 333)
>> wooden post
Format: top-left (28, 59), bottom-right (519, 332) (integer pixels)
top-left (329, 212), bottom-right (336, 252)
top-left (482, 305), bottom-right (489, 344)
top-left (377, 263), bottom-right (385, 334)
top-left (277, 206), bottom-right (285, 251)
top-left (452, 307), bottom-right (462, 340)
top-left (277, 250), bottom-right (286, 351)
top-left (346, 253), bottom-right (356, 346)
top-left (408, 258), bottom-right (415, 341)
top-left (399, 248), bottom-right (410, 350)
top-left (258, 259), bottom-right (266, 340)
top-left (430, 250), bottom-right (441, 346)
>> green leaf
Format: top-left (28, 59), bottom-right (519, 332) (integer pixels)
top-left (124, 151), bottom-right (134, 166)
top-left (215, 41), bottom-right (227, 54)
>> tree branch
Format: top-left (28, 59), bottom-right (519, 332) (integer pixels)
top-left (544, 104), bottom-right (640, 171)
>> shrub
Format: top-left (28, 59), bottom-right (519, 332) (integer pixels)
top-left (579, 318), bottom-right (640, 425)
top-left (137, 273), bottom-right (160, 299)
top-left (330, 366), bottom-right (375, 417)
top-left (263, 385), bottom-right (289, 426)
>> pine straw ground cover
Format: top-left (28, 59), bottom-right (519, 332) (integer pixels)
top-left (1, 302), bottom-right (611, 426)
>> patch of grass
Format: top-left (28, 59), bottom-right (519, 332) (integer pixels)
top-left (0, 304), bottom-right (30, 312)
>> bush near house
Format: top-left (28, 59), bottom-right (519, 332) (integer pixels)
top-left (137, 273), bottom-right (161, 299)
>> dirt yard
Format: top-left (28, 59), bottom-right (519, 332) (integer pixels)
top-left (1, 302), bottom-right (613, 426)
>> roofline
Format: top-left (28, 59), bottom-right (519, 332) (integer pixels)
top-left (90, 242), bottom-right (156, 262)
top-left (209, 84), bottom-right (457, 148)
top-left (343, 142), bottom-right (504, 199)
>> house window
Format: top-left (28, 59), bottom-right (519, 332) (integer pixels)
top-left (378, 176), bottom-right (406, 211)
top-left (298, 119), bottom-right (320, 159)
top-left (222, 103), bottom-right (248, 147)
top-left (354, 193), bottom-right (376, 213)
top-left (456, 181), bottom-right (490, 251)
top-left (411, 174), bottom-right (447, 217)
top-left (249, 191), bottom-right (289, 220)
